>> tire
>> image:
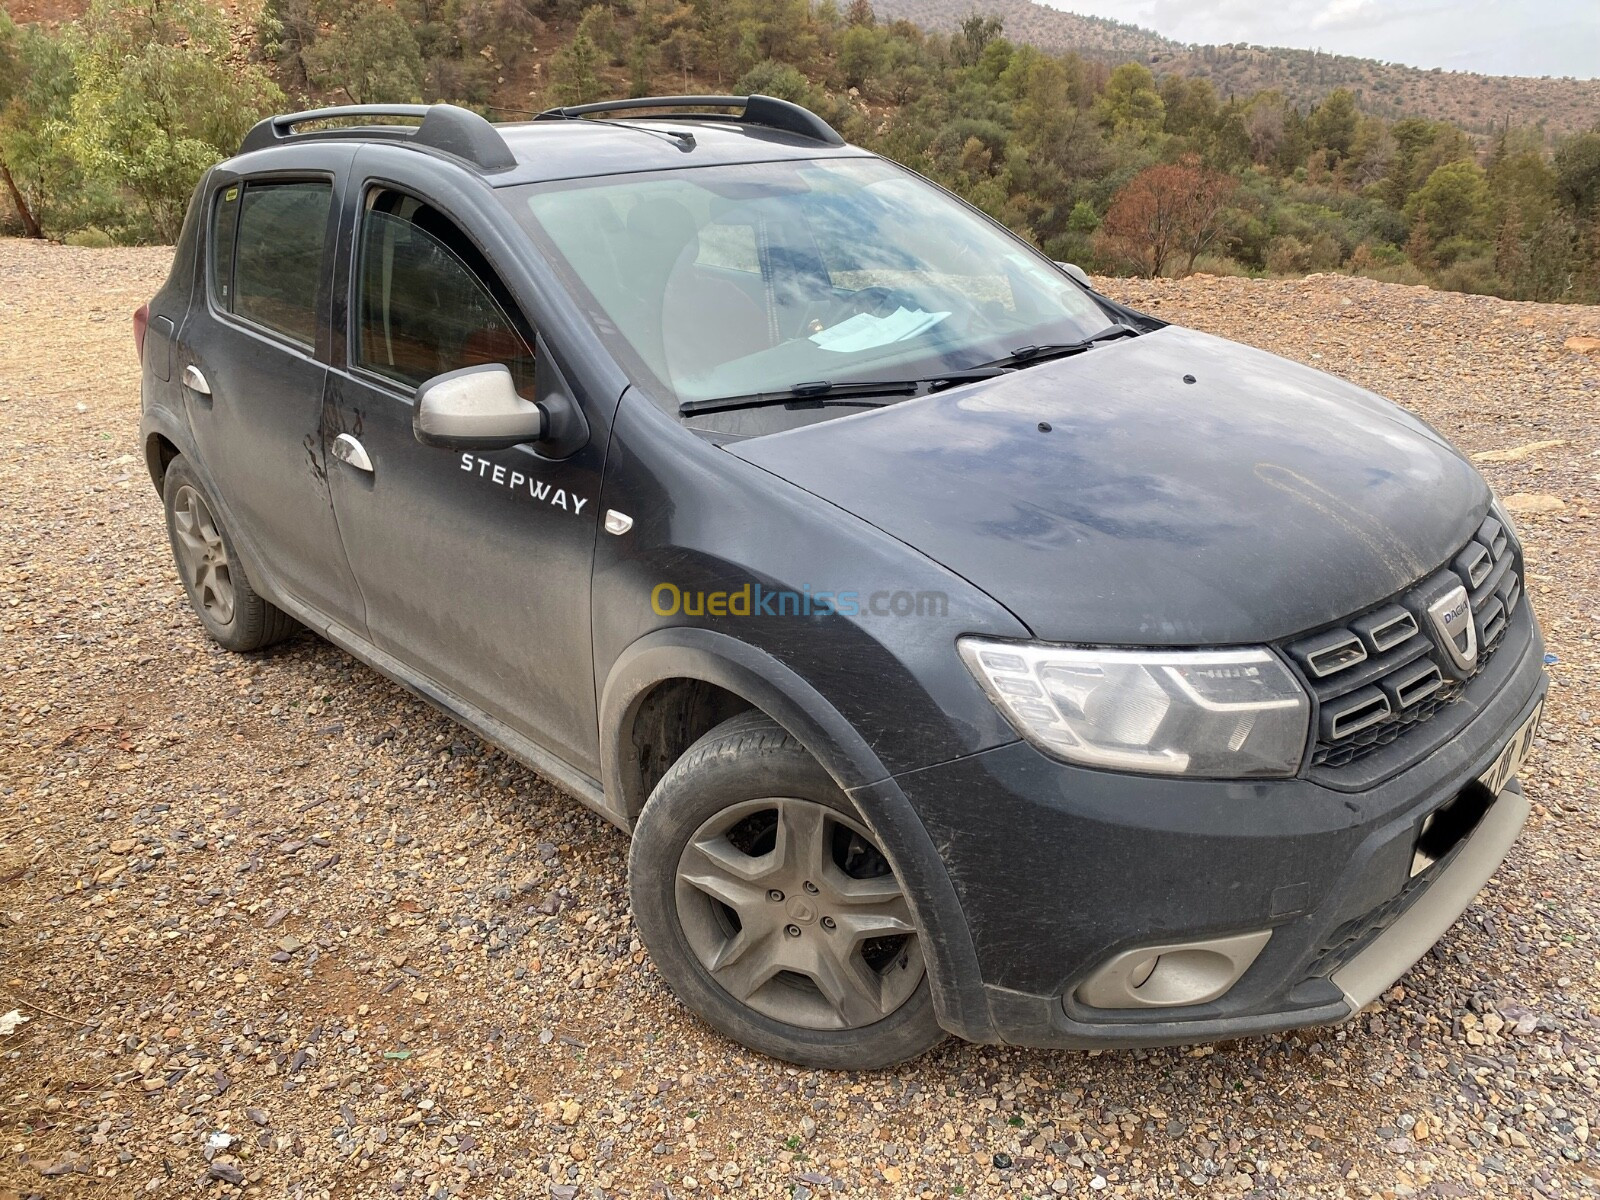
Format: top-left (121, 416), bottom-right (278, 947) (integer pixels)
top-left (162, 455), bottom-right (296, 653)
top-left (629, 711), bottom-right (946, 1069)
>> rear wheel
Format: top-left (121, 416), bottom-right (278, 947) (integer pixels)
top-left (629, 712), bottom-right (945, 1069)
top-left (162, 456), bottom-right (295, 652)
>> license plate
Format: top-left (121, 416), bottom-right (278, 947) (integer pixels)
top-left (1410, 699), bottom-right (1542, 877)
top-left (1477, 698), bottom-right (1543, 798)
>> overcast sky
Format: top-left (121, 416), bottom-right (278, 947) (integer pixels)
top-left (1046, 0), bottom-right (1600, 78)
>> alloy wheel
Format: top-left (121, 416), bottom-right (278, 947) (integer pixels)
top-left (673, 797), bottom-right (924, 1030)
top-left (172, 484), bottom-right (236, 624)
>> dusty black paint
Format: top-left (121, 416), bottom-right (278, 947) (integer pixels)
top-left (136, 109), bottom-right (1548, 1050)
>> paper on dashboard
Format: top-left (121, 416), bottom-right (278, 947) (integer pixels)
top-left (809, 307), bottom-right (951, 353)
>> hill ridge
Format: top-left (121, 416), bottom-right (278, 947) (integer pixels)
top-left (870, 0), bottom-right (1600, 137)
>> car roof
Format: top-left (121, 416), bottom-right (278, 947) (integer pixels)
top-left (491, 119), bottom-right (873, 185)
top-left (231, 98), bottom-right (874, 188)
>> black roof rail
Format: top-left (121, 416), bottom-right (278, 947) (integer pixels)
top-left (535, 94), bottom-right (844, 147)
top-left (237, 103), bottom-right (518, 172)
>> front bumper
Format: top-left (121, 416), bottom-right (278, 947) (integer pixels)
top-left (889, 601), bottom-right (1546, 1048)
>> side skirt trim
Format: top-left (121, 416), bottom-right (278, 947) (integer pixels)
top-left (290, 600), bottom-right (617, 828)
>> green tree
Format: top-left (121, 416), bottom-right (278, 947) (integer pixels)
top-left (1095, 62), bottom-right (1164, 143)
top-left (734, 60), bottom-right (812, 106)
top-left (955, 13), bottom-right (1001, 67)
top-left (550, 31), bottom-right (605, 105)
top-left (577, 4), bottom-right (624, 66)
top-left (1306, 88), bottom-right (1358, 163)
top-left (1405, 159), bottom-right (1491, 246)
top-left (1554, 131), bottom-right (1600, 218)
top-left (1160, 75), bottom-right (1218, 141)
top-left (255, 0), bottom-right (321, 91)
top-left (629, 36), bottom-right (658, 97)
top-left (300, 0), bottom-right (426, 104)
top-left (0, 13), bottom-right (71, 237)
top-left (1519, 212), bottom-right (1578, 300)
top-left (71, 0), bottom-right (282, 240)
top-left (1488, 146), bottom-right (1558, 227)
top-left (838, 25), bottom-right (884, 91)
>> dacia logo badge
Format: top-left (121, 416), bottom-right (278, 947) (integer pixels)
top-left (1426, 585), bottom-right (1478, 675)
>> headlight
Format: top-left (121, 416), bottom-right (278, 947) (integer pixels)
top-left (959, 638), bottom-right (1311, 778)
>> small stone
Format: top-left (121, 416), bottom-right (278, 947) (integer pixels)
top-left (208, 1162), bottom-right (245, 1185)
top-left (1472, 439), bottom-right (1566, 463)
top-left (1562, 335), bottom-right (1600, 355)
top-left (109, 838), bottom-right (137, 854)
top-left (1501, 492), bottom-right (1566, 515)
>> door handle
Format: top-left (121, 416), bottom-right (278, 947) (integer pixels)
top-left (182, 364), bottom-right (211, 396)
top-left (331, 433), bottom-right (373, 473)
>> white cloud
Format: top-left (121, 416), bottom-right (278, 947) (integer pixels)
top-left (1310, 0), bottom-right (1387, 31)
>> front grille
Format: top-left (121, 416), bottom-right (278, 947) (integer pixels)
top-left (1286, 515), bottom-right (1521, 770)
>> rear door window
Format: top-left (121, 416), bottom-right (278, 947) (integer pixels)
top-left (211, 179), bottom-right (333, 345)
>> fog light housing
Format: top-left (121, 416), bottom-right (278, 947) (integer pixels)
top-left (1075, 930), bottom-right (1271, 1010)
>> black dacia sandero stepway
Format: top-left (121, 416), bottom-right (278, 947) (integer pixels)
top-left (135, 96), bottom-right (1548, 1068)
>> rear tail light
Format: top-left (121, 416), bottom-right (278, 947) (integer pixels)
top-left (133, 304), bottom-right (150, 363)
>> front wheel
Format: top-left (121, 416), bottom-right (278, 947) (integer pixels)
top-left (629, 712), bottom-right (945, 1069)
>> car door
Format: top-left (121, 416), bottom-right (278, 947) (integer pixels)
top-left (179, 151), bottom-right (367, 634)
top-left (321, 174), bottom-right (606, 772)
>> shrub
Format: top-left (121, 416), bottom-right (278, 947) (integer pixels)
top-left (1189, 252), bottom-right (1253, 277)
top-left (734, 61), bottom-right (815, 108)
top-left (64, 225), bottom-right (113, 247)
top-left (1435, 254), bottom-right (1499, 296)
top-left (1266, 235), bottom-right (1314, 275)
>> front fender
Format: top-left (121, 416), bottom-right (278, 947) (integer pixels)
top-left (598, 626), bottom-right (1000, 1043)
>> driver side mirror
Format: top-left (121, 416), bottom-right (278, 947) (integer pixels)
top-left (1055, 261), bottom-right (1094, 289)
top-left (413, 356), bottom-right (587, 458)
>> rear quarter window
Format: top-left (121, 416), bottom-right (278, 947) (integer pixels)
top-left (211, 179), bottom-right (333, 345)
top-left (209, 185), bottom-right (239, 306)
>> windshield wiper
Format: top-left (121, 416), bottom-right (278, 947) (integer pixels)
top-left (970, 323), bottom-right (1141, 372)
top-left (679, 368), bottom-right (1007, 416)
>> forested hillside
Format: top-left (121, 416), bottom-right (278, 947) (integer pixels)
top-left (872, 0), bottom-right (1600, 138)
top-left (3, 0), bottom-right (1598, 303)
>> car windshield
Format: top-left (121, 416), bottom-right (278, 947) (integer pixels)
top-left (501, 155), bottom-right (1112, 411)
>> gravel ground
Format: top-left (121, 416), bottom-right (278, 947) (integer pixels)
top-left (1, 238), bottom-right (1598, 1200)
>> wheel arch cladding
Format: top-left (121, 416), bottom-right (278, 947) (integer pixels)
top-left (145, 432), bottom-right (182, 496)
top-left (600, 627), bottom-right (999, 1043)
top-left (600, 627), bottom-right (895, 820)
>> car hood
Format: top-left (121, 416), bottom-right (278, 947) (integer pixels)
top-left (726, 325), bottom-right (1489, 645)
